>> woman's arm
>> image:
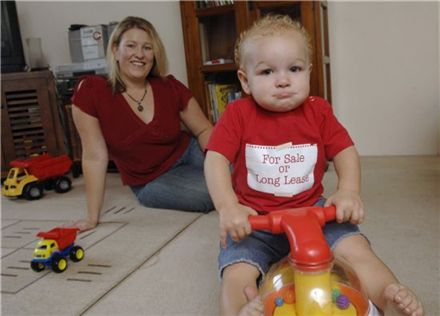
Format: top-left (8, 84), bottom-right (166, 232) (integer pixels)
top-left (71, 105), bottom-right (109, 231)
top-left (180, 97), bottom-right (213, 151)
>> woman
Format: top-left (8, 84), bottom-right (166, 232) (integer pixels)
top-left (70, 16), bottom-right (214, 231)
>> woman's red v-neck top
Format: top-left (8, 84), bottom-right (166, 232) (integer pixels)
top-left (71, 75), bottom-right (192, 186)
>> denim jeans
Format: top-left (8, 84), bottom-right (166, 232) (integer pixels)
top-left (131, 137), bottom-right (214, 213)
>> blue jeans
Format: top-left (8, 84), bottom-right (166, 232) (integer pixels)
top-left (131, 137), bottom-right (214, 213)
top-left (218, 197), bottom-right (363, 279)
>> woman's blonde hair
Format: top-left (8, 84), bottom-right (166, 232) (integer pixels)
top-left (234, 14), bottom-right (312, 68)
top-left (106, 16), bottom-right (169, 92)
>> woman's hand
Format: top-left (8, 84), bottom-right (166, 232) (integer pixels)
top-left (218, 203), bottom-right (258, 248)
top-left (324, 189), bottom-right (364, 224)
top-left (64, 218), bottom-right (98, 232)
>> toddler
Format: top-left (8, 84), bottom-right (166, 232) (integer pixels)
top-left (204, 14), bottom-right (423, 316)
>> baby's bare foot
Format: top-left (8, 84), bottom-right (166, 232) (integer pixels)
top-left (238, 286), bottom-right (264, 316)
top-left (384, 284), bottom-right (424, 316)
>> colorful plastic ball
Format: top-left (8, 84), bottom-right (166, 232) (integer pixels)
top-left (336, 294), bottom-right (350, 309)
top-left (332, 288), bottom-right (341, 302)
top-left (275, 297), bottom-right (284, 306)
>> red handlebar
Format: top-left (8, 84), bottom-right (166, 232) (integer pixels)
top-left (248, 205), bottom-right (336, 230)
top-left (248, 206), bottom-right (336, 271)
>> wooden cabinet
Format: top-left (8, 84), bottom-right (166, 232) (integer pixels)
top-left (180, 1), bottom-right (331, 120)
top-left (1, 70), bottom-right (66, 176)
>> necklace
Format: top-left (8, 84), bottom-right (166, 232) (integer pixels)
top-left (125, 84), bottom-right (148, 112)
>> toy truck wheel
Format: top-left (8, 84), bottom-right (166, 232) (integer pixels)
top-left (54, 176), bottom-right (71, 193)
top-left (51, 253), bottom-right (68, 273)
top-left (31, 261), bottom-right (45, 272)
top-left (23, 183), bottom-right (43, 200)
top-left (70, 246), bottom-right (85, 262)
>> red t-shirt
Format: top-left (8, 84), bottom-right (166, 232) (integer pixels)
top-left (206, 96), bottom-right (354, 213)
top-left (71, 75), bottom-right (192, 186)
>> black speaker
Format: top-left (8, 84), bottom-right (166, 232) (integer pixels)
top-left (1, 1), bottom-right (26, 73)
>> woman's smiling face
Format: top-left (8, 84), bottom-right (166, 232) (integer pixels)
top-left (113, 27), bottom-right (155, 83)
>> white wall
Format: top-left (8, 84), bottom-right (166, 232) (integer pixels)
top-left (15, 1), bottom-right (188, 85)
top-left (15, 1), bottom-right (440, 155)
top-left (328, 1), bottom-right (439, 155)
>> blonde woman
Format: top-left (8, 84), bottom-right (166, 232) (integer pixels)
top-left (71, 16), bottom-right (213, 231)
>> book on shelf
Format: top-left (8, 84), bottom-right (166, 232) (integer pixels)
top-left (199, 22), bottom-right (209, 63)
top-left (207, 83), bottom-right (219, 122)
top-left (206, 82), bottom-right (241, 122)
top-left (196, 0), bottom-right (234, 9)
top-left (203, 58), bottom-right (233, 66)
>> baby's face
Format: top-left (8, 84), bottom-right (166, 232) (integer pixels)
top-left (238, 31), bottom-right (311, 112)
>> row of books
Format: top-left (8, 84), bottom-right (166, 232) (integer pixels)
top-left (196, 0), bottom-right (234, 9)
top-left (206, 82), bottom-right (241, 122)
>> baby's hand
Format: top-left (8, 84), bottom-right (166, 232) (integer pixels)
top-left (218, 203), bottom-right (258, 248)
top-left (324, 189), bottom-right (364, 224)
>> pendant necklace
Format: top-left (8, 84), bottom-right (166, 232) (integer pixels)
top-left (125, 84), bottom-right (148, 112)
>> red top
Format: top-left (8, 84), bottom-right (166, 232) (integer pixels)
top-left (71, 75), bottom-right (192, 186)
top-left (206, 96), bottom-right (354, 213)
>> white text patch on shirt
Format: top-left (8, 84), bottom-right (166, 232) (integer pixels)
top-left (245, 143), bottom-right (317, 197)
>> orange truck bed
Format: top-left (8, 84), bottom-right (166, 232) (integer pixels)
top-left (36, 227), bottom-right (79, 250)
top-left (10, 154), bottom-right (72, 180)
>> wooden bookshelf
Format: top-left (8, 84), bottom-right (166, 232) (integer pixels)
top-left (180, 1), bottom-right (331, 121)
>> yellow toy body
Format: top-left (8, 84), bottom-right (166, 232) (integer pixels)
top-left (294, 269), bottom-right (332, 316)
top-left (33, 239), bottom-right (59, 260)
top-left (261, 258), bottom-right (369, 316)
top-left (2, 168), bottom-right (38, 197)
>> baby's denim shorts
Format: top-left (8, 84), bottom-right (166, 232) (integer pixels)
top-left (218, 197), bottom-right (364, 279)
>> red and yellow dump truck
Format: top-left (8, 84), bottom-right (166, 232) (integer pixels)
top-left (2, 153), bottom-right (73, 200)
top-left (31, 227), bottom-right (84, 273)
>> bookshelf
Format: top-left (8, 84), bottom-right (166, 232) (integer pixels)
top-left (180, 1), bottom-right (331, 122)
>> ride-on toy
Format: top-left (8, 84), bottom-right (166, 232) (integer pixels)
top-left (31, 227), bottom-right (84, 273)
top-left (249, 206), bottom-right (370, 316)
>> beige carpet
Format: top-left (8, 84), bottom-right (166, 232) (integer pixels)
top-left (1, 156), bottom-right (439, 315)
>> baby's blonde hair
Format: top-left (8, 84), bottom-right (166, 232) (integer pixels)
top-left (234, 14), bottom-right (312, 68)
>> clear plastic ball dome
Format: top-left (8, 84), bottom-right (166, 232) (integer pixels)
top-left (259, 256), bottom-right (370, 316)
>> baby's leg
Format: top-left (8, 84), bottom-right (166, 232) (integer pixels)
top-left (221, 262), bottom-right (263, 316)
top-left (334, 235), bottom-right (423, 316)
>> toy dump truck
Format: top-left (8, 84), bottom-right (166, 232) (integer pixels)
top-left (2, 153), bottom-right (73, 200)
top-left (31, 227), bottom-right (84, 273)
